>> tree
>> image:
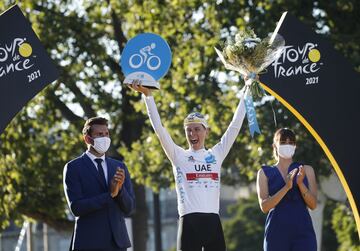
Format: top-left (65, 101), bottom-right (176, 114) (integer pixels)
top-left (331, 203), bottom-right (360, 251)
top-left (0, 0), bottom-right (150, 250)
top-left (223, 195), bottom-right (266, 251)
top-left (0, 0), bottom-right (358, 250)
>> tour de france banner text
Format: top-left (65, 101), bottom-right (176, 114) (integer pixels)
top-left (260, 13), bottom-right (360, 221)
top-left (0, 5), bottom-right (59, 135)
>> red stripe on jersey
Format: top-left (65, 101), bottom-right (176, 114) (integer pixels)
top-left (186, 173), bottom-right (219, 180)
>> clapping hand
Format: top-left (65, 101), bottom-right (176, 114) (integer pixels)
top-left (110, 168), bottom-right (125, 198)
top-left (285, 168), bottom-right (298, 191)
top-left (296, 165), bottom-right (305, 185)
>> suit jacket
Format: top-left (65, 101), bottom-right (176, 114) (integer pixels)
top-left (63, 153), bottom-right (135, 250)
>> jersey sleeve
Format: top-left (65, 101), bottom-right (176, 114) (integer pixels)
top-left (143, 95), bottom-right (181, 162)
top-left (212, 93), bottom-right (246, 162)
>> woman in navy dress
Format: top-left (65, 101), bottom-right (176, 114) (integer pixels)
top-left (256, 128), bottom-right (317, 251)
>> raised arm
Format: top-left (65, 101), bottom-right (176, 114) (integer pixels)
top-left (212, 92), bottom-right (246, 161)
top-left (129, 83), bottom-right (180, 162)
top-left (143, 95), bottom-right (181, 162)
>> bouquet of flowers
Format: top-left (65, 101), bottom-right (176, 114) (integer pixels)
top-left (215, 28), bottom-right (285, 97)
top-left (215, 27), bottom-right (285, 136)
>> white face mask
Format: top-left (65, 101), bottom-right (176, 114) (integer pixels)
top-left (92, 137), bottom-right (111, 154)
top-left (277, 144), bottom-right (296, 159)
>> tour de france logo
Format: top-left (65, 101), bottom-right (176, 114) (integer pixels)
top-left (271, 42), bottom-right (323, 85)
top-left (0, 37), bottom-right (40, 83)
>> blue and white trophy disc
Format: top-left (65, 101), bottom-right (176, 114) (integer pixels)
top-left (120, 33), bottom-right (172, 89)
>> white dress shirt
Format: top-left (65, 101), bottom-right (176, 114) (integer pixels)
top-left (86, 150), bottom-right (108, 183)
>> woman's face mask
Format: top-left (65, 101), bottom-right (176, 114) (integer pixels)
top-left (277, 144), bottom-right (296, 159)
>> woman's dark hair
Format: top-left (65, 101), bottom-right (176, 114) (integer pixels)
top-left (82, 117), bottom-right (108, 136)
top-left (273, 128), bottom-right (296, 159)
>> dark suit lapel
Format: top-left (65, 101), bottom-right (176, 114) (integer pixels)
top-left (81, 153), bottom-right (106, 189)
top-left (106, 157), bottom-right (116, 188)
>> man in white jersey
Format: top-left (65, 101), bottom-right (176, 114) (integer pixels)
top-left (130, 81), bottom-right (246, 251)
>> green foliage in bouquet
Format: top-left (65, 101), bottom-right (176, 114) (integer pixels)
top-left (223, 28), bottom-right (268, 73)
top-left (217, 28), bottom-right (285, 97)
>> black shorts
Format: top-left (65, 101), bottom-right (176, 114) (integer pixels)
top-left (177, 213), bottom-right (226, 251)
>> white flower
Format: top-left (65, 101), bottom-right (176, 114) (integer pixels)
top-left (243, 38), bottom-right (260, 49)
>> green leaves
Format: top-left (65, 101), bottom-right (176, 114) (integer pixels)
top-left (223, 195), bottom-right (266, 251)
top-left (0, 1), bottom-right (358, 246)
top-left (331, 203), bottom-right (360, 251)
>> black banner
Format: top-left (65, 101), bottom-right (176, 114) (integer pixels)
top-left (261, 13), bottom-right (360, 224)
top-left (0, 5), bottom-right (59, 134)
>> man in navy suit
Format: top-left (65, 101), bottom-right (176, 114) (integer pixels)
top-left (63, 117), bottom-right (136, 251)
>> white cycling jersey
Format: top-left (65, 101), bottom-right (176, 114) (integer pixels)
top-left (143, 95), bottom-right (246, 216)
